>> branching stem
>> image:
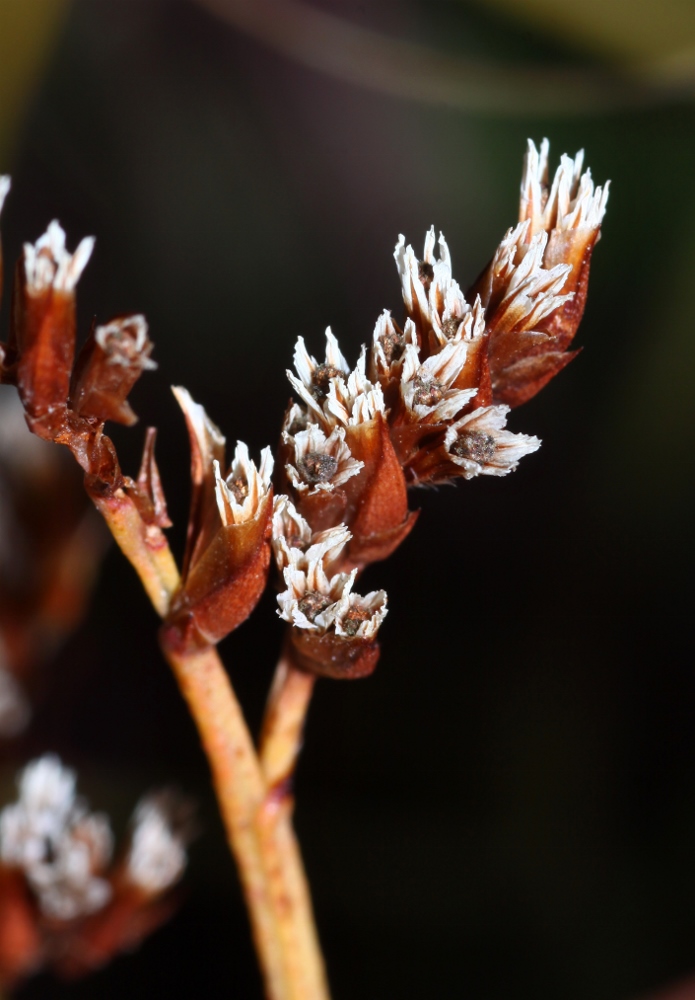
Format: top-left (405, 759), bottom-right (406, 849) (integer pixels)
top-left (95, 489), bottom-right (329, 999)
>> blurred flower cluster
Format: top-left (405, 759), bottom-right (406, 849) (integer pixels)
top-left (0, 755), bottom-right (191, 989)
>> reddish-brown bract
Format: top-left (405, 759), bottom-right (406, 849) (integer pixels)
top-left (163, 492), bottom-right (273, 652)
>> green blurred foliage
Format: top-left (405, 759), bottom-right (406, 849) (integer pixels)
top-left (0, 0), bottom-right (71, 166)
top-left (472, 0), bottom-right (695, 62)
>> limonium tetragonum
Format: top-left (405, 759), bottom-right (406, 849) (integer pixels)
top-left (0, 137), bottom-right (609, 999)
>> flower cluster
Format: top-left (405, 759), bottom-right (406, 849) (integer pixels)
top-left (0, 140), bottom-right (606, 678)
top-left (270, 139), bottom-right (607, 678)
top-left (0, 755), bottom-right (192, 988)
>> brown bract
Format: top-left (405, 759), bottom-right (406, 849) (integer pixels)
top-left (343, 413), bottom-right (417, 570)
top-left (164, 494), bottom-right (273, 651)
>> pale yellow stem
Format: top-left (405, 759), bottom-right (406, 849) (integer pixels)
top-left (261, 652), bottom-right (316, 789)
top-left (91, 489), bottom-right (180, 616)
top-left (259, 650), bottom-right (329, 999)
top-left (94, 489), bottom-right (329, 999)
top-left (163, 644), bottom-right (292, 1000)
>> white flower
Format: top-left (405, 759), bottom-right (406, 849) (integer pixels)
top-left (287, 331), bottom-right (385, 430)
top-left (484, 222), bottom-right (573, 332)
top-left (277, 535), bottom-right (356, 632)
top-left (394, 228), bottom-right (472, 341)
top-left (0, 755), bottom-right (113, 920)
top-left (443, 405), bottom-right (541, 478)
top-left (324, 347), bottom-right (385, 428)
top-left (285, 422), bottom-right (363, 494)
top-left (23, 220), bottom-right (94, 294)
top-left (431, 295), bottom-right (486, 351)
top-left (400, 340), bottom-right (477, 423)
top-left (276, 522), bottom-right (387, 640)
top-left (271, 495), bottom-right (313, 571)
top-left (369, 312), bottom-right (418, 384)
top-left (286, 328), bottom-right (350, 422)
top-left (0, 176), bottom-right (10, 218)
top-left (334, 589), bottom-right (388, 640)
top-left (126, 793), bottom-right (189, 895)
top-left (214, 442), bottom-right (274, 526)
top-left (520, 138), bottom-right (609, 237)
top-left (94, 315), bottom-right (156, 370)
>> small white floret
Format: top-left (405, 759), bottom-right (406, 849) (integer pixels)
top-left (444, 405), bottom-right (541, 478)
top-left (126, 793), bottom-right (189, 895)
top-left (285, 423), bottom-right (363, 494)
top-left (95, 315), bottom-right (156, 369)
top-left (400, 340), bottom-right (477, 423)
top-left (521, 139), bottom-right (609, 236)
top-left (23, 221), bottom-right (94, 294)
top-left (214, 442), bottom-right (274, 527)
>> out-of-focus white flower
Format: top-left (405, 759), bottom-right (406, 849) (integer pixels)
top-left (23, 221), bottom-right (94, 295)
top-left (0, 176), bottom-right (10, 218)
top-left (94, 315), bottom-right (157, 370)
top-left (126, 793), bottom-right (190, 895)
top-left (0, 755), bottom-right (113, 920)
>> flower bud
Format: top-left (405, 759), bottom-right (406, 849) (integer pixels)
top-left (10, 222), bottom-right (94, 417)
top-left (472, 140), bottom-right (608, 407)
top-left (70, 315), bottom-right (156, 426)
top-left (163, 388), bottom-right (273, 651)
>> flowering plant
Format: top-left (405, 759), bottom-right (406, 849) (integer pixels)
top-left (0, 139), bottom-right (608, 997)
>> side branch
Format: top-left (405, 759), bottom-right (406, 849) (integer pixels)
top-left (260, 648), bottom-right (316, 789)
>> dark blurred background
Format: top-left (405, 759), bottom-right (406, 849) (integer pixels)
top-left (1, 1), bottom-right (695, 997)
